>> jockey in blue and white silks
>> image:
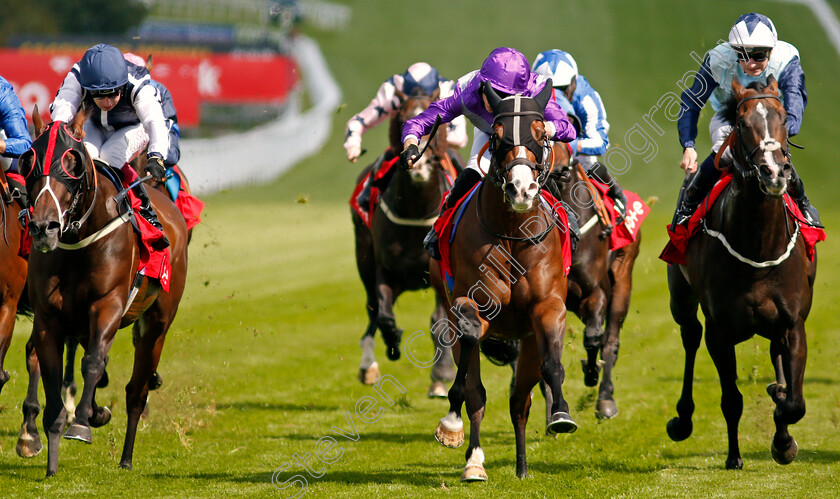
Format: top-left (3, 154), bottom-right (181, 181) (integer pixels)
top-left (50, 44), bottom-right (172, 248)
top-left (532, 49), bottom-right (626, 217)
top-left (673, 12), bottom-right (819, 227)
top-left (0, 75), bottom-right (32, 172)
top-left (400, 47), bottom-right (577, 259)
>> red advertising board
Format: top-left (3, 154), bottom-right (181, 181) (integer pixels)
top-left (0, 48), bottom-right (298, 127)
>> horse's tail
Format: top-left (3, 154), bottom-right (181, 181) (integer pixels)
top-left (480, 337), bottom-right (521, 366)
top-left (16, 284), bottom-right (33, 319)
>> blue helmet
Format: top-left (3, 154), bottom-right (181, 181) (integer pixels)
top-left (401, 62), bottom-right (440, 96)
top-left (532, 50), bottom-right (578, 87)
top-left (78, 44), bottom-right (129, 92)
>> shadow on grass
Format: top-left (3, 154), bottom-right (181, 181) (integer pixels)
top-left (144, 470), bottom-right (275, 484)
top-left (216, 401), bottom-right (340, 412)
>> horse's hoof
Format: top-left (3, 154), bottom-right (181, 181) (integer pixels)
top-left (580, 359), bottom-right (600, 387)
top-left (596, 399), bottom-right (618, 420)
top-left (435, 422), bottom-right (464, 448)
top-left (385, 345), bottom-right (401, 361)
top-left (119, 460), bottom-right (133, 471)
top-left (428, 381), bottom-right (448, 398)
top-left (772, 437), bottom-right (798, 465)
top-left (666, 417), bottom-right (692, 442)
top-left (725, 457), bottom-right (744, 470)
top-left (90, 407), bottom-right (112, 428)
top-left (766, 382), bottom-right (787, 403)
top-left (461, 464), bottom-right (487, 482)
top-left (15, 430), bottom-right (43, 458)
top-left (63, 423), bottom-right (93, 443)
top-left (546, 412), bottom-right (578, 435)
top-left (358, 362), bottom-right (380, 385)
top-left (149, 371), bottom-right (163, 391)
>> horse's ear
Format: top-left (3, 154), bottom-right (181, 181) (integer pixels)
top-left (731, 77), bottom-right (746, 99)
top-left (70, 109), bottom-right (86, 140)
top-left (535, 79), bottom-right (553, 110)
top-left (431, 87), bottom-right (440, 101)
top-left (482, 81), bottom-right (503, 113)
top-left (32, 105), bottom-right (46, 135)
top-left (765, 75), bottom-right (779, 96)
top-left (394, 88), bottom-right (407, 105)
top-left (145, 54), bottom-right (153, 71)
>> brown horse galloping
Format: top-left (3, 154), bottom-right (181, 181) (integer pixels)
top-left (430, 84), bottom-right (574, 481)
top-left (666, 78), bottom-right (818, 469)
top-left (16, 109), bottom-right (188, 477)
top-left (351, 88), bottom-right (458, 396)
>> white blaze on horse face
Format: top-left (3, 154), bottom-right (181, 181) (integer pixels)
top-left (32, 180), bottom-right (69, 233)
top-left (507, 157), bottom-right (539, 212)
top-left (755, 103), bottom-right (783, 178)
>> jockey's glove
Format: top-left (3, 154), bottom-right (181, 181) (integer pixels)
top-left (146, 154), bottom-right (166, 181)
top-left (399, 144), bottom-right (420, 170)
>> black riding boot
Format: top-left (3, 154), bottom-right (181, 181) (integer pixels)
top-left (788, 166), bottom-right (823, 227)
top-left (587, 162), bottom-right (628, 221)
top-left (424, 168), bottom-right (483, 260)
top-left (132, 183), bottom-right (170, 250)
top-left (672, 152), bottom-right (721, 228)
top-left (563, 201), bottom-right (580, 252)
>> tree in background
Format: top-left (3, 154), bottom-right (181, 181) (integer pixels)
top-left (1, 0), bottom-right (148, 44)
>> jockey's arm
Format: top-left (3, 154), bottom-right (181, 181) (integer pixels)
top-left (544, 95), bottom-right (576, 142)
top-left (401, 92), bottom-right (462, 150)
top-left (777, 56), bottom-right (807, 137)
top-left (133, 84), bottom-right (170, 160)
top-left (677, 55), bottom-right (717, 172)
top-left (575, 93), bottom-right (608, 156)
top-left (344, 79), bottom-right (399, 161)
top-left (0, 87), bottom-right (32, 157)
top-left (50, 68), bottom-right (84, 123)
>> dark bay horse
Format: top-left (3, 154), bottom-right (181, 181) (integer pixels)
top-left (547, 143), bottom-right (641, 419)
top-left (0, 169), bottom-right (30, 395)
top-left (429, 84), bottom-right (573, 481)
top-left (16, 109), bottom-right (188, 477)
top-left (351, 89), bottom-right (458, 397)
top-left (666, 77), bottom-right (816, 469)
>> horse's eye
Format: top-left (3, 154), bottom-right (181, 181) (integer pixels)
top-left (18, 151), bottom-right (34, 176)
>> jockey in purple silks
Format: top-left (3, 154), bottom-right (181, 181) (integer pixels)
top-left (400, 47), bottom-right (578, 259)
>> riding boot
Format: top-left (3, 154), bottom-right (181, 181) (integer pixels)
top-left (424, 168), bottom-right (483, 260)
top-left (672, 152), bottom-right (721, 228)
top-left (132, 182), bottom-right (170, 250)
top-left (788, 166), bottom-right (823, 228)
top-left (587, 162), bottom-right (628, 222)
top-left (563, 201), bottom-right (580, 252)
top-left (356, 151), bottom-right (396, 211)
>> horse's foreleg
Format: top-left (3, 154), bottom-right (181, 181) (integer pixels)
top-left (16, 337), bottom-right (43, 458)
top-left (666, 264), bottom-right (701, 442)
top-left (62, 337), bottom-right (79, 423)
top-left (706, 326), bottom-right (743, 470)
top-left (533, 298), bottom-right (577, 435)
top-left (31, 326), bottom-right (66, 477)
top-left (462, 345), bottom-right (487, 482)
top-left (355, 223), bottom-right (380, 384)
top-left (0, 299), bottom-right (17, 394)
top-left (375, 268), bottom-right (403, 361)
top-left (121, 315), bottom-right (169, 470)
top-left (510, 336), bottom-right (541, 478)
top-left (429, 294), bottom-right (454, 398)
top-left (578, 286), bottom-right (608, 389)
top-left (770, 321), bottom-right (807, 465)
top-left (66, 311), bottom-right (119, 443)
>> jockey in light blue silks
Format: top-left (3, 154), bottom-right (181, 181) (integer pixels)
top-left (673, 12), bottom-right (819, 227)
top-left (0, 75), bottom-right (33, 177)
top-left (532, 49), bottom-right (627, 218)
top-left (400, 47), bottom-right (578, 259)
top-left (344, 62), bottom-right (469, 210)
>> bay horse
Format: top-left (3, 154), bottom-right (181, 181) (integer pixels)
top-left (0, 169), bottom-right (30, 396)
top-left (351, 88), bottom-right (458, 397)
top-left (429, 83), bottom-right (574, 481)
top-left (546, 143), bottom-right (641, 419)
top-left (666, 77), bottom-right (816, 469)
top-left (16, 109), bottom-right (188, 477)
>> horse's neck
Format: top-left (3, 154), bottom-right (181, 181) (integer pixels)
top-left (78, 171), bottom-right (119, 233)
top-left (560, 176), bottom-right (596, 221)
top-left (381, 167), bottom-right (443, 217)
top-left (722, 181), bottom-right (791, 257)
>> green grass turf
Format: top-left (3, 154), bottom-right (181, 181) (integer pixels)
top-left (2, 0), bottom-right (840, 496)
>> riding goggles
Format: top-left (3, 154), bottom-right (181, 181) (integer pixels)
top-left (736, 48), bottom-right (771, 63)
top-left (89, 88), bottom-right (121, 98)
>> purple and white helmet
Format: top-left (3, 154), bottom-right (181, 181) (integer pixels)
top-left (729, 13), bottom-right (777, 49)
top-left (478, 47), bottom-right (531, 95)
top-left (531, 50), bottom-right (578, 87)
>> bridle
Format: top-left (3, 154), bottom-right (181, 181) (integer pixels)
top-left (486, 109), bottom-right (553, 189)
top-left (732, 93), bottom-right (792, 182)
